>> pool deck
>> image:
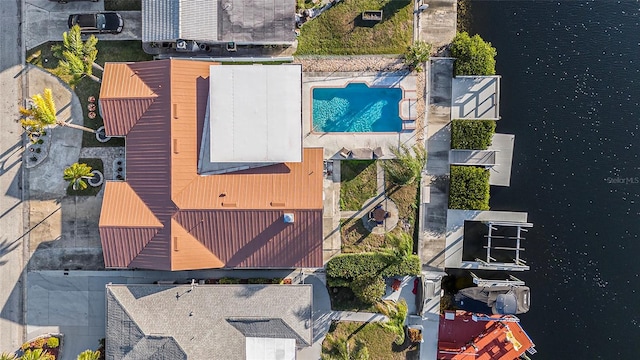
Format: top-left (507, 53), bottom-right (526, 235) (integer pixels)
top-left (303, 72), bottom-right (422, 159)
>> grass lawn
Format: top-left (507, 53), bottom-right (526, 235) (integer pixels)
top-left (340, 218), bottom-right (384, 253)
top-left (328, 287), bottom-right (378, 312)
top-left (296, 0), bottom-right (413, 55)
top-left (105, 0), bottom-right (141, 11)
top-left (322, 321), bottom-right (418, 360)
top-left (66, 158), bottom-right (104, 196)
top-left (340, 160), bottom-right (377, 211)
top-left (385, 178), bottom-right (419, 236)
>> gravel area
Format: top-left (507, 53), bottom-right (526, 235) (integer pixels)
top-left (294, 55), bottom-right (410, 73)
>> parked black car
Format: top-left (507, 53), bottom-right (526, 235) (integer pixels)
top-left (68, 12), bottom-right (124, 34)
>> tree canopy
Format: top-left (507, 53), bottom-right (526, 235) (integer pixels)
top-left (450, 32), bottom-right (497, 76)
top-left (64, 163), bottom-right (93, 191)
top-left (53, 25), bottom-right (100, 84)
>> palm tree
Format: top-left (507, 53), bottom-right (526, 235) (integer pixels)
top-left (19, 349), bottom-right (54, 360)
top-left (375, 299), bottom-right (408, 345)
top-left (0, 352), bottom-right (17, 360)
top-left (53, 25), bottom-right (103, 76)
top-left (385, 232), bottom-right (413, 264)
top-left (77, 350), bottom-right (100, 360)
top-left (322, 335), bottom-right (369, 360)
top-left (64, 163), bottom-right (93, 191)
top-left (60, 50), bottom-right (101, 85)
top-left (19, 88), bottom-right (95, 133)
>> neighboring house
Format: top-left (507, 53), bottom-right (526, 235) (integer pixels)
top-left (106, 284), bottom-right (312, 360)
top-left (98, 59), bottom-right (323, 271)
top-left (142, 0), bottom-right (297, 46)
top-left (437, 311), bottom-right (536, 359)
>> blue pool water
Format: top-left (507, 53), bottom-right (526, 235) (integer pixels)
top-left (312, 83), bottom-right (403, 132)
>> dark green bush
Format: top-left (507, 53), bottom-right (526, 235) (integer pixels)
top-left (350, 275), bottom-right (386, 305)
top-left (451, 119), bottom-right (496, 150)
top-left (326, 253), bottom-right (421, 281)
top-left (327, 277), bottom-right (352, 288)
top-left (450, 32), bottom-right (497, 76)
top-left (449, 165), bottom-right (490, 210)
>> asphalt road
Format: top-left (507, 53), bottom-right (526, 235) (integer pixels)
top-left (0, 0), bottom-right (26, 353)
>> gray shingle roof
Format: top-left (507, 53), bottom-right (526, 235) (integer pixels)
top-left (227, 318), bottom-right (310, 346)
top-left (106, 284), bottom-right (312, 360)
top-left (142, 0), bottom-right (296, 44)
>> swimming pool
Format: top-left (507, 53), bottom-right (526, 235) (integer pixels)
top-left (312, 83), bottom-right (403, 132)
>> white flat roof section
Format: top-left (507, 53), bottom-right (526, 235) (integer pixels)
top-left (209, 65), bottom-right (302, 163)
top-left (246, 337), bottom-right (296, 360)
top-left (451, 76), bottom-right (500, 120)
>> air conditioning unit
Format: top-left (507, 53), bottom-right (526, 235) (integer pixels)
top-left (283, 213), bottom-right (295, 224)
top-left (176, 39), bottom-right (198, 52)
top-left (176, 39), bottom-right (188, 50)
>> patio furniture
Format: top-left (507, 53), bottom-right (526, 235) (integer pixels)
top-left (373, 207), bottom-right (387, 223)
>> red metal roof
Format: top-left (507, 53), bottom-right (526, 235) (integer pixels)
top-left (98, 59), bottom-right (324, 270)
top-left (438, 311), bottom-right (535, 360)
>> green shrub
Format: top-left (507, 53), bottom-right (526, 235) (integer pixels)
top-left (326, 277), bottom-right (352, 288)
top-left (350, 275), bottom-right (386, 304)
top-left (450, 32), bottom-right (497, 76)
top-left (326, 253), bottom-right (421, 280)
top-left (449, 166), bottom-right (490, 210)
top-left (404, 41), bottom-right (432, 72)
top-left (46, 337), bottom-right (59, 348)
top-left (451, 119), bottom-right (496, 150)
top-left (382, 144), bottom-right (426, 186)
top-left (218, 277), bottom-right (240, 284)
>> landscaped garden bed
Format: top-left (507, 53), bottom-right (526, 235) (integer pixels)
top-left (450, 119), bottom-right (496, 150)
top-left (66, 158), bottom-right (104, 197)
top-left (322, 320), bottom-right (418, 360)
top-left (296, 0), bottom-right (413, 55)
top-left (340, 160), bottom-right (377, 211)
top-left (326, 252), bottom-right (420, 311)
top-left (27, 40), bottom-right (153, 148)
top-left (449, 165), bottom-right (490, 210)
top-left (20, 334), bottom-right (63, 359)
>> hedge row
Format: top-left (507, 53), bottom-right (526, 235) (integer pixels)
top-left (451, 119), bottom-right (496, 150)
top-left (325, 252), bottom-right (421, 281)
top-left (449, 165), bottom-right (490, 210)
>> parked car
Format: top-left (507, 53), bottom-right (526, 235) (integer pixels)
top-left (67, 12), bottom-right (124, 34)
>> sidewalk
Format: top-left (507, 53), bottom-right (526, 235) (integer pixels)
top-left (0, 0), bottom-right (26, 352)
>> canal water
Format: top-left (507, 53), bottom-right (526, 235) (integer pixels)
top-left (467, 1), bottom-right (640, 358)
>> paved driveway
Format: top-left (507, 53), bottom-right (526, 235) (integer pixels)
top-left (26, 0), bottom-right (141, 50)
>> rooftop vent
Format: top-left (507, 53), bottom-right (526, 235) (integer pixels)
top-left (283, 213), bottom-right (295, 224)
